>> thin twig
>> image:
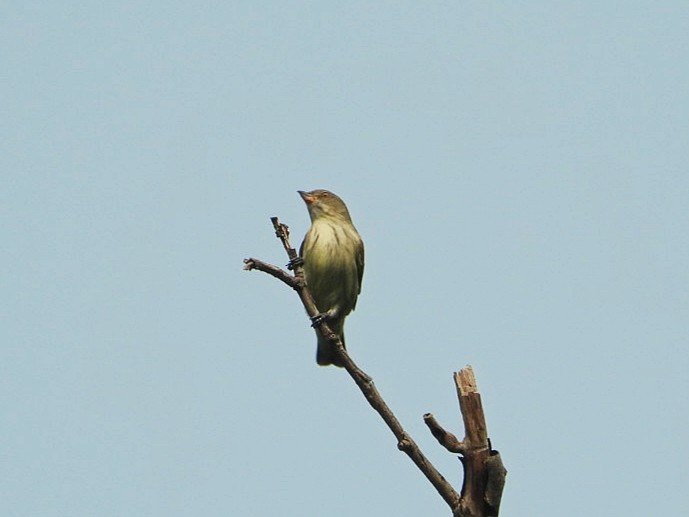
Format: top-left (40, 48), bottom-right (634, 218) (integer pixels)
top-left (423, 413), bottom-right (465, 453)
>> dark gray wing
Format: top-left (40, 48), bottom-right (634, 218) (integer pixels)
top-left (356, 240), bottom-right (364, 293)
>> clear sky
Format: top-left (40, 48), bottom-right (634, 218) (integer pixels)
top-left (2, 2), bottom-right (688, 516)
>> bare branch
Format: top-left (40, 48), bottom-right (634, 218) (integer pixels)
top-left (245, 217), bottom-right (506, 516)
top-left (454, 367), bottom-right (507, 517)
top-left (423, 369), bottom-right (507, 516)
top-left (423, 413), bottom-right (465, 453)
top-left (243, 257), bottom-right (299, 288)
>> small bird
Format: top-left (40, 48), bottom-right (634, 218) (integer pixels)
top-left (298, 189), bottom-right (364, 367)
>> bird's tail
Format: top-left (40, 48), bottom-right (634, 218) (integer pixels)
top-left (316, 324), bottom-right (346, 367)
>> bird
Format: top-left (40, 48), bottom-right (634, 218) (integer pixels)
top-left (297, 189), bottom-right (364, 367)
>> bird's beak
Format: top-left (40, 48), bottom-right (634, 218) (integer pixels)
top-left (298, 190), bottom-right (315, 204)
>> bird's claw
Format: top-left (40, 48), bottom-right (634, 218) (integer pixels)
top-left (287, 256), bottom-right (304, 270)
top-left (310, 313), bottom-right (329, 327)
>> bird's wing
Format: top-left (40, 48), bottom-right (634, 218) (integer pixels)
top-left (356, 239), bottom-right (364, 294)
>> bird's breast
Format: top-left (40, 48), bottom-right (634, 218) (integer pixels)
top-left (302, 219), bottom-right (361, 312)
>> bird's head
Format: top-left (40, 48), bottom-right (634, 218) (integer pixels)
top-left (298, 189), bottom-right (352, 222)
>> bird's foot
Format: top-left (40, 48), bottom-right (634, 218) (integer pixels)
top-left (310, 313), bottom-right (330, 327)
top-left (286, 256), bottom-right (304, 270)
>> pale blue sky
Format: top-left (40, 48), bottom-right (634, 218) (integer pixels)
top-left (2, 2), bottom-right (688, 516)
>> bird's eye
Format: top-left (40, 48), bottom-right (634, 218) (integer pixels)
top-left (321, 192), bottom-right (329, 197)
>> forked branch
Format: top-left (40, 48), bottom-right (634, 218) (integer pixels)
top-left (245, 217), bottom-right (506, 516)
top-left (425, 368), bottom-right (507, 517)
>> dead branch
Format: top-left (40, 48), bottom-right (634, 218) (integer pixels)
top-left (426, 368), bottom-right (507, 517)
top-left (244, 217), bottom-right (506, 516)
